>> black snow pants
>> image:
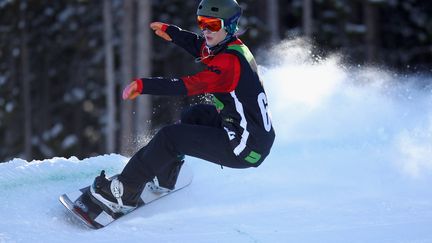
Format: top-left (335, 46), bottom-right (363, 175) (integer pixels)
top-left (119, 104), bottom-right (253, 187)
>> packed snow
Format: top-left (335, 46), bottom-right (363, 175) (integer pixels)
top-left (1, 39), bottom-right (432, 243)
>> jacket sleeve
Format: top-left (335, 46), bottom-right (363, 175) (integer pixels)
top-left (138, 54), bottom-right (240, 97)
top-left (139, 77), bottom-right (188, 96)
top-left (165, 25), bottom-right (205, 58)
top-left (181, 53), bottom-right (241, 96)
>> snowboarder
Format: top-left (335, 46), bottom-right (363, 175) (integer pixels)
top-left (90, 0), bottom-right (275, 214)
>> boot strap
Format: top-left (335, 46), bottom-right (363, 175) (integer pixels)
top-left (110, 178), bottom-right (125, 207)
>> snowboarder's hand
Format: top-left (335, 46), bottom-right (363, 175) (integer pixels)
top-left (122, 79), bottom-right (143, 100)
top-left (150, 22), bottom-right (172, 41)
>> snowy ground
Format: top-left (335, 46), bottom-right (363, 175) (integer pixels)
top-left (1, 40), bottom-right (432, 243)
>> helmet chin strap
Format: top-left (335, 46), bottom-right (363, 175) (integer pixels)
top-left (206, 26), bottom-right (247, 54)
top-left (195, 32), bottom-right (236, 63)
top-left (207, 33), bottom-right (235, 53)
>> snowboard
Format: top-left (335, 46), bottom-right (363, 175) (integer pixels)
top-left (59, 164), bottom-right (193, 229)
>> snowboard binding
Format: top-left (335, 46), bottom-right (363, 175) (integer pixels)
top-left (89, 170), bottom-right (141, 215)
top-left (149, 160), bottom-right (184, 194)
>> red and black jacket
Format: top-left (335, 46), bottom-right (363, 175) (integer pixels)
top-left (137, 25), bottom-right (275, 166)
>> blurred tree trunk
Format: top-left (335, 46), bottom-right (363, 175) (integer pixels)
top-left (267, 0), bottom-right (280, 42)
top-left (20, 0), bottom-right (32, 160)
top-left (4, 35), bottom-right (17, 160)
top-left (364, 0), bottom-right (379, 63)
top-left (103, 0), bottom-right (116, 153)
top-left (40, 54), bottom-right (50, 142)
top-left (135, 0), bottom-right (152, 141)
top-left (303, 0), bottom-right (313, 38)
top-left (120, 0), bottom-right (134, 155)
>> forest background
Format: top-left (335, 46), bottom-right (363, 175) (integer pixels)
top-left (0, 0), bottom-right (431, 162)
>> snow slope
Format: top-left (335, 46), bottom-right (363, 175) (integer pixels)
top-left (1, 40), bottom-right (432, 243)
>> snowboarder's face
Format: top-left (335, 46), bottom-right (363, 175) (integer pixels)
top-left (203, 28), bottom-right (227, 47)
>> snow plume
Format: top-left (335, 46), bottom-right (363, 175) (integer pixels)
top-left (394, 116), bottom-right (432, 178)
top-left (260, 38), bottom-right (432, 178)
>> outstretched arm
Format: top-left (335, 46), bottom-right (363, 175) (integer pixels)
top-left (122, 53), bottom-right (241, 99)
top-left (150, 22), bottom-right (205, 58)
top-left (122, 77), bottom-right (188, 99)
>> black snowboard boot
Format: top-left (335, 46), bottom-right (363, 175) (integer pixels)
top-left (89, 170), bottom-right (143, 214)
top-left (149, 159), bottom-right (184, 193)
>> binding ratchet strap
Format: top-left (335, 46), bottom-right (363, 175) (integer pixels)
top-left (110, 178), bottom-right (124, 208)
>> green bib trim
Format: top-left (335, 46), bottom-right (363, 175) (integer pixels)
top-left (213, 96), bottom-right (225, 110)
top-left (244, 151), bottom-right (262, 164)
top-left (227, 44), bottom-right (258, 72)
top-left (227, 44), bottom-right (254, 63)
